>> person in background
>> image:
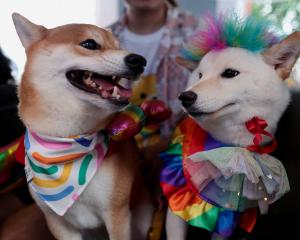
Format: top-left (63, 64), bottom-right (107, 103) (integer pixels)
top-left (110, 2), bottom-right (199, 221)
top-left (110, 0), bottom-right (199, 153)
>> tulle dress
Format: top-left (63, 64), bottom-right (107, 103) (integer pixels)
top-left (160, 117), bottom-right (289, 237)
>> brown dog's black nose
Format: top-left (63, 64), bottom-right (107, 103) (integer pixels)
top-left (179, 91), bottom-right (197, 108)
top-left (124, 54), bottom-right (147, 75)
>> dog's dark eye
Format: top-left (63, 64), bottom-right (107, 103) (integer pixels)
top-left (199, 72), bottom-right (202, 79)
top-left (80, 39), bottom-right (101, 50)
top-left (221, 68), bottom-right (240, 78)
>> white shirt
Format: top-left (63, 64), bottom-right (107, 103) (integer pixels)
top-left (118, 27), bottom-right (166, 75)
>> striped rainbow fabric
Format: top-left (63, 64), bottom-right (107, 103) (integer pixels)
top-left (160, 117), bottom-right (256, 237)
top-left (25, 130), bottom-right (109, 216)
top-left (0, 138), bottom-right (19, 174)
top-left (0, 139), bottom-right (20, 190)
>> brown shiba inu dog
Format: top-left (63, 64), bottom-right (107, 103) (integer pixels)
top-left (12, 13), bottom-right (154, 240)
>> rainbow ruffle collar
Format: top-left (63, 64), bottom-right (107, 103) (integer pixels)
top-left (160, 117), bottom-right (289, 237)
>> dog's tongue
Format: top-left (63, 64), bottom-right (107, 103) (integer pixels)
top-left (92, 77), bottom-right (131, 98)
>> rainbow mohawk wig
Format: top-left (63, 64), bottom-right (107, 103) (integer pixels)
top-left (182, 14), bottom-right (280, 61)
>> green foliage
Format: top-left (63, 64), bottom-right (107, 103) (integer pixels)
top-left (252, 0), bottom-right (300, 34)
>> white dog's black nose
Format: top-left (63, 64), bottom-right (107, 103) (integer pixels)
top-left (125, 54), bottom-right (147, 75)
top-left (179, 91), bottom-right (197, 108)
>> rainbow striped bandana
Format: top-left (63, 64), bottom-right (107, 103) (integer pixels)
top-left (160, 117), bottom-right (289, 237)
top-left (24, 130), bottom-right (109, 216)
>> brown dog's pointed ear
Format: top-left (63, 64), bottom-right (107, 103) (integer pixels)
top-left (176, 56), bottom-right (199, 72)
top-left (12, 13), bottom-right (47, 50)
top-left (105, 28), bottom-right (112, 33)
top-left (262, 31), bottom-right (300, 80)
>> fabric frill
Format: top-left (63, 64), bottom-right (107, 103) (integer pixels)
top-left (160, 117), bottom-right (289, 237)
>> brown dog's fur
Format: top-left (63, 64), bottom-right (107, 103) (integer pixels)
top-left (13, 13), bottom-right (154, 240)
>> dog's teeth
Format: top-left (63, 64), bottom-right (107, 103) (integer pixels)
top-left (113, 87), bottom-right (121, 99)
top-left (91, 82), bottom-right (96, 88)
top-left (112, 86), bottom-right (118, 97)
top-left (84, 78), bottom-right (92, 85)
top-left (83, 72), bottom-right (93, 82)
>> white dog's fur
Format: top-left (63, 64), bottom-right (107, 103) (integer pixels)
top-left (167, 32), bottom-right (300, 240)
top-left (12, 13), bottom-right (154, 240)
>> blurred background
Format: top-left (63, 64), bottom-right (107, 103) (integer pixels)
top-left (0, 0), bottom-right (299, 85)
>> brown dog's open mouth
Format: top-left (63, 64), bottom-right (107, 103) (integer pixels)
top-left (66, 70), bottom-right (133, 105)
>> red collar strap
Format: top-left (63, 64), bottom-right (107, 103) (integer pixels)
top-left (246, 117), bottom-right (277, 154)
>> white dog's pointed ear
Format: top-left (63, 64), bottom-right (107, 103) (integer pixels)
top-left (12, 13), bottom-right (47, 50)
top-left (176, 56), bottom-right (199, 72)
top-left (262, 31), bottom-right (300, 80)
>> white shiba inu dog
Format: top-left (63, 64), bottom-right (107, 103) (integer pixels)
top-left (162, 15), bottom-right (300, 240)
top-left (12, 13), bottom-right (154, 240)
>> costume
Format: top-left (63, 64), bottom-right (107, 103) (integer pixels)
top-left (159, 13), bottom-right (290, 236)
top-left (160, 117), bottom-right (289, 237)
